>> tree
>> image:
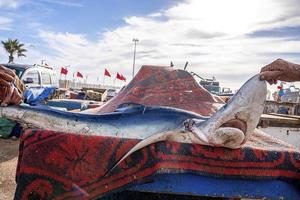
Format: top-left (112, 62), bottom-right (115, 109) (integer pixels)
top-left (1, 39), bottom-right (27, 63)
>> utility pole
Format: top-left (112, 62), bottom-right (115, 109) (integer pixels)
top-left (132, 38), bottom-right (139, 78)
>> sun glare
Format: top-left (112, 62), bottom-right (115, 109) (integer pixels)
top-left (168, 0), bottom-right (287, 35)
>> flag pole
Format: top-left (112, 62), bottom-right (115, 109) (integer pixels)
top-left (85, 75), bottom-right (88, 84)
top-left (64, 67), bottom-right (66, 89)
top-left (64, 65), bottom-right (70, 89)
top-left (64, 74), bottom-right (67, 89)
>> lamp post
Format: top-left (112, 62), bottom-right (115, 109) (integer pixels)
top-left (132, 38), bottom-right (139, 78)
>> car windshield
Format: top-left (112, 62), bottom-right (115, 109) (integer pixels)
top-left (4, 66), bottom-right (25, 78)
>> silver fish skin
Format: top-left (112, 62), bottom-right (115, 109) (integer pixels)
top-left (0, 104), bottom-right (206, 139)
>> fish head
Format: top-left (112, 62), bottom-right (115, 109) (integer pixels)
top-left (225, 74), bottom-right (267, 139)
top-left (192, 74), bottom-right (267, 148)
top-left (0, 106), bottom-right (25, 120)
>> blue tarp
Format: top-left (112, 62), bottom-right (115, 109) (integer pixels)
top-left (23, 86), bottom-right (56, 105)
top-left (278, 89), bottom-right (285, 97)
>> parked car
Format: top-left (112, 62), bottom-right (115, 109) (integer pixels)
top-left (1, 63), bottom-right (59, 88)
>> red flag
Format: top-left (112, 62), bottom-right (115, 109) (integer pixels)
top-left (104, 68), bottom-right (111, 77)
top-left (121, 74), bottom-right (126, 82)
top-left (60, 67), bottom-right (68, 75)
top-left (77, 71), bottom-right (83, 78)
top-left (116, 72), bottom-right (123, 80)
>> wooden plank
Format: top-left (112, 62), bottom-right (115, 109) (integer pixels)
top-left (268, 113), bottom-right (300, 120)
top-left (260, 114), bottom-right (300, 128)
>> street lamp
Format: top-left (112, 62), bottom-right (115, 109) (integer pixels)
top-left (132, 38), bottom-right (139, 78)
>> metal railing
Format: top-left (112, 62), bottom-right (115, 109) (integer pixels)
top-left (59, 80), bottom-right (121, 90)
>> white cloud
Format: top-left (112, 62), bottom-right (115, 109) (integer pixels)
top-left (0, 16), bottom-right (12, 30)
top-left (27, 0), bottom-right (300, 89)
top-left (0, 0), bottom-right (22, 8)
top-left (0, 0), bottom-right (83, 9)
top-left (38, 0), bottom-right (83, 7)
top-left (165, 0), bottom-right (300, 35)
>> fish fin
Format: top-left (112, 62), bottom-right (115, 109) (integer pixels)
top-left (104, 131), bottom-right (174, 177)
top-left (116, 102), bottom-right (146, 109)
top-left (114, 103), bottom-right (147, 113)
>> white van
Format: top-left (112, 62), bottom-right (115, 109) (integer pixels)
top-left (1, 63), bottom-right (59, 88)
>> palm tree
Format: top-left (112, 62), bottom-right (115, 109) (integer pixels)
top-left (1, 39), bottom-right (27, 63)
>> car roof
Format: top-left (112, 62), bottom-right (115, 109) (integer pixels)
top-left (1, 63), bottom-right (55, 73)
top-left (1, 63), bottom-right (34, 70)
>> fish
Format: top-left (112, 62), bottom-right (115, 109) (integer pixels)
top-left (0, 74), bottom-right (267, 174)
top-left (0, 103), bottom-right (207, 139)
top-left (105, 74), bottom-right (267, 174)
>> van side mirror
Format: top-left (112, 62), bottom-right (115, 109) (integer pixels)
top-left (23, 77), bottom-right (34, 84)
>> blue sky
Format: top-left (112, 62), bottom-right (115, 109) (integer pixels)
top-left (0, 0), bottom-right (176, 39)
top-left (0, 0), bottom-right (179, 57)
top-left (0, 0), bottom-right (300, 90)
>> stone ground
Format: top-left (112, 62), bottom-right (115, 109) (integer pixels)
top-left (0, 138), bottom-right (19, 200)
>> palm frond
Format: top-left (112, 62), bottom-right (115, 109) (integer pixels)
top-left (18, 48), bottom-right (27, 53)
top-left (17, 53), bottom-right (26, 58)
top-left (2, 38), bottom-right (27, 61)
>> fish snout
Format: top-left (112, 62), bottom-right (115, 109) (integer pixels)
top-left (0, 106), bottom-right (25, 122)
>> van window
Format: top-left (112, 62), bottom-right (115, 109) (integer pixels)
top-left (22, 70), bottom-right (40, 84)
top-left (50, 73), bottom-right (59, 86)
top-left (41, 72), bottom-right (51, 85)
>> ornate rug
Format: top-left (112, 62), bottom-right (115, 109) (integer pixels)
top-left (15, 128), bottom-right (300, 199)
